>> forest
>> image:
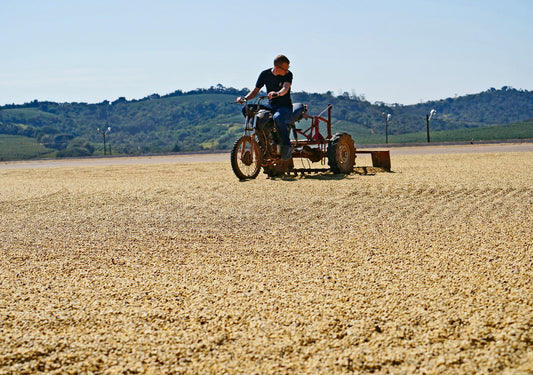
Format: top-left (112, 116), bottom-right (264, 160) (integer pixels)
top-left (0, 85), bottom-right (531, 160)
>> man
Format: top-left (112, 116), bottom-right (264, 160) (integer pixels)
top-left (237, 55), bottom-right (294, 160)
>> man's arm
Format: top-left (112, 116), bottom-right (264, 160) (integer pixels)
top-left (269, 82), bottom-right (291, 99)
top-left (237, 87), bottom-right (261, 104)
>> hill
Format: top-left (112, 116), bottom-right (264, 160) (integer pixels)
top-left (0, 86), bottom-right (532, 159)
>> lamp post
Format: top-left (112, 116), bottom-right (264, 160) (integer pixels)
top-left (382, 113), bottom-right (391, 144)
top-left (97, 126), bottom-right (111, 155)
top-left (426, 109), bottom-right (436, 143)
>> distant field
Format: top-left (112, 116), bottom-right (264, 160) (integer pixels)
top-left (1, 150), bottom-right (532, 373)
top-left (0, 134), bottom-right (54, 160)
top-left (350, 120), bottom-right (533, 144)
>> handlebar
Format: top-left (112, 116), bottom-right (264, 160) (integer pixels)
top-left (233, 95), bottom-right (270, 105)
top-left (231, 95), bottom-right (279, 104)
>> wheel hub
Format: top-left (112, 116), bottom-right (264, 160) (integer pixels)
top-left (339, 145), bottom-right (349, 164)
top-left (241, 151), bottom-right (253, 166)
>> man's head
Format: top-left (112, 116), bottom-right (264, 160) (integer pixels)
top-left (273, 55), bottom-right (290, 76)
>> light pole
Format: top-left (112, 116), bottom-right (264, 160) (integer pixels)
top-left (382, 113), bottom-right (391, 144)
top-left (426, 109), bottom-right (436, 143)
top-left (97, 126), bottom-right (111, 155)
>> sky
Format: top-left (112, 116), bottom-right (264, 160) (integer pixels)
top-left (1, 0), bottom-right (532, 106)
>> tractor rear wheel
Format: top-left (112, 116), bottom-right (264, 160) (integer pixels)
top-left (231, 135), bottom-right (263, 180)
top-left (328, 133), bottom-right (356, 174)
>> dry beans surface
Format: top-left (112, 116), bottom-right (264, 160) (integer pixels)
top-left (1, 152), bottom-right (532, 374)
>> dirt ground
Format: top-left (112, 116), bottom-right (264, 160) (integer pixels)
top-left (1, 146), bottom-right (532, 374)
top-left (1, 142), bottom-right (532, 170)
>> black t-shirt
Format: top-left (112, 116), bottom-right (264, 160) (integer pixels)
top-left (255, 68), bottom-right (293, 108)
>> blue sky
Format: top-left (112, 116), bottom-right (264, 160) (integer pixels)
top-left (1, 0), bottom-right (531, 106)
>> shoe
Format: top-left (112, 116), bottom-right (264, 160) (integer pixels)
top-left (281, 145), bottom-right (294, 161)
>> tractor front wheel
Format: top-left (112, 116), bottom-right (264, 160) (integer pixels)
top-left (231, 135), bottom-right (263, 180)
top-left (328, 133), bottom-right (356, 174)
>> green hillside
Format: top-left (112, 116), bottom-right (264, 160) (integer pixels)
top-left (0, 135), bottom-right (55, 161)
top-left (0, 86), bottom-right (532, 160)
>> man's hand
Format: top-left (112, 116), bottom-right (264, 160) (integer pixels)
top-left (236, 97), bottom-right (245, 104)
top-left (268, 91), bottom-right (279, 100)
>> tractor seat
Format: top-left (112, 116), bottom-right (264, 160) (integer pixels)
top-left (289, 103), bottom-right (307, 125)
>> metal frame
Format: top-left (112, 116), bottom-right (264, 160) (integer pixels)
top-left (239, 98), bottom-right (391, 175)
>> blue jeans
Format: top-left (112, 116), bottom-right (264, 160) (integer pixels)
top-left (265, 105), bottom-right (292, 146)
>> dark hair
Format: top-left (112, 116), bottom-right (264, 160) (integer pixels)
top-left (274, 55), bottom-right (290, 67)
